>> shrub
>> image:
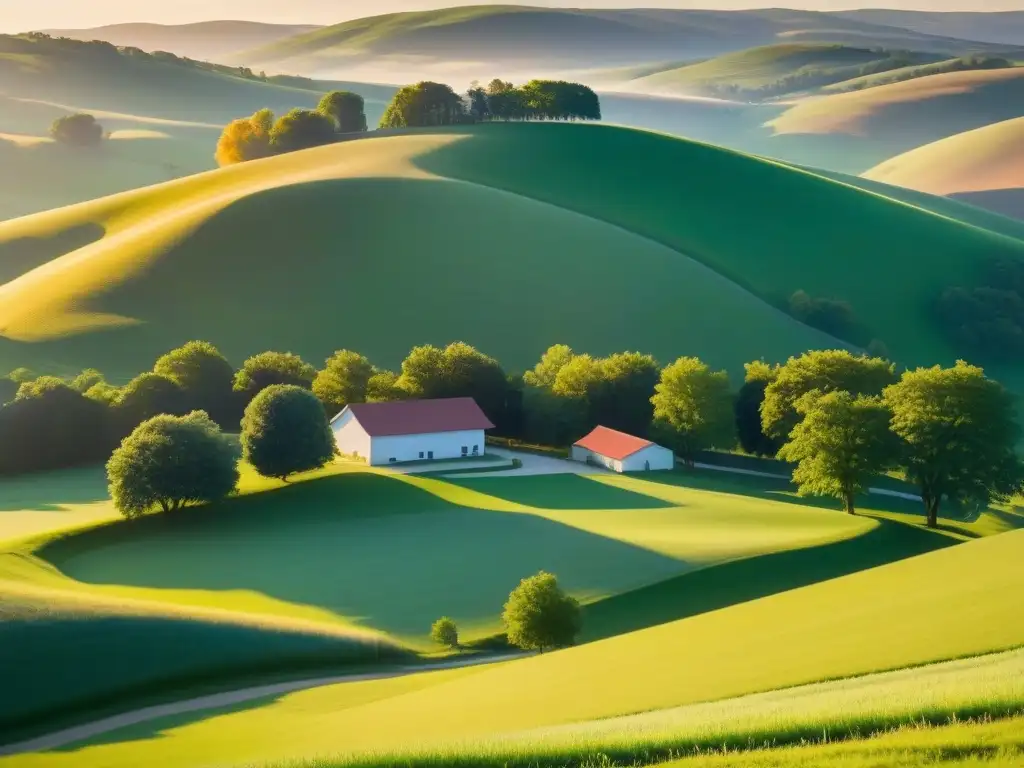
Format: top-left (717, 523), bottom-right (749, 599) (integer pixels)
top-left (270, 109), bottom-right (337, 154)
top-left (788, 290), bottom-right (862, 342)
top-left (430, 617), bottom-right (459, 648)
top-left (50, 113), bottom-right (104, 146)
top-left (502, 571), bottom-right (581, 652)
top-left (0, 377), bottom-right (113, 475)
top-left (234, 351), bottom-right (315, 403)
top-left (153, 341), bottom-right (236, 427)
top-left (215, 109), bottom-right (274, 166)
top-left (313, 350), bottom-right (375, 415)
top-left (114, 373), bottom-right (187, 434)
top-left (241, 385), bottom-right (337, 480)
top-left (318, 91), bottom-right (367, 133)
top-left (107, 411), bottom-right (238, 519)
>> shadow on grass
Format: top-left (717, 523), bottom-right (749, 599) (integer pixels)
top-left (0, 464), bottom-right (109, 513)
top-left (449, 473), bottom-right (676, 510)
top-left (581, 518), bottom-right (955, 642)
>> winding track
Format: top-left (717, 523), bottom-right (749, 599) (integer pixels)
top-left (0, 653), bottom-right (523, 756)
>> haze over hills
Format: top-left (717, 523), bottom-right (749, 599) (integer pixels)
top-left (838, 10), bottom-right (1024, 46)
top-left (40, 21), bottom-right (323, 62)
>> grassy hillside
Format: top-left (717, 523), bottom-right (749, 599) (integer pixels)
top-left (240, 6), bottom-right (1004, 73)
top-left (3, 123), bottom-right (1024, 385)
top-left (863, 116), bottom-right (1024, 199)
top-left (40, 22), bottom-right (323, 62)
top-left (768, 68), bottom-right (1024, 167)
top-left (823, 55), bottom-right (1020, 93)
top-left (0, 457), bottom-right (943, 736)
top-left (625, 44), bottom-right (936, 99)
top-left (9, 528), bottom-right (1020, 767)
top-left (837, 10), bottom-right (1024, 47)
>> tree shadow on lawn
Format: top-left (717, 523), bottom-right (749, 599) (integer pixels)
top-left (0, 464), bottom-right (109, 513)
top-left (449, 473), bottom-right (677, 510)
top-left (581, 517), bottom-right (956, 642)
top-left (43, 472), bottom-right (687, 639)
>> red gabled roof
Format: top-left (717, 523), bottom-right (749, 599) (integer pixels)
top-left (574, 426), bottom-right (654, 461)
top-left (338, 397), bottom-right (495, 437)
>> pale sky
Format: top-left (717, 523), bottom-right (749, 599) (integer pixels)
top-left (2, 1), bottom-right (1023, 33)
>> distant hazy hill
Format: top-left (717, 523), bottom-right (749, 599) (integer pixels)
top-left (837, 10), bottom-right (1024, 47)
top-left (41, 21), bottom-right (322, 62)
top-left (240, 6), bottom-right (1013, 72)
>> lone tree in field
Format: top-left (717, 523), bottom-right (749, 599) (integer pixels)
top-left (154, 341), bottom-right (236, 427)
top-left (313, 350), bottom-right (376, 415)
top-left (650, 357), bottom-right (735, 465)
top-left (762, 350), bottom-right (896, 439)
top-left (778, 391), bottom-right (898, 514)
top-left (234, 351), bottom-right (316, 403)
top-left (241, 385), bottom-right (337, 481)
top-left (318, 91), bottom-right (367, 133)
top-left (430, 617), bottom-right (459, 648)
top-left (502, 571), bottom-right (581, 652)
top-left (51, 113), bottom-right (104, 146)
top-left (270, 109), bottom-right (338, 154)
top-left (215, 108), bottom-right (274, 166)
top-left (883, 361), bottom-right (1024, 528)
top-left (107, 411), bottom-right (239, 519)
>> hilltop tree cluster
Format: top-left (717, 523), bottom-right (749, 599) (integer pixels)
top-left (935, 256), bottom-right (1024, 363)
top-left (5, 338), bottom-right (1020, 529)
top-left (379, 79), bottom-right (601, 128)
top-left (215, 90), bottom-right (367, 166)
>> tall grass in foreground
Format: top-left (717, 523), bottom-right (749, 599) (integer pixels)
top-left (283, 649), bottom-right (1024, 768)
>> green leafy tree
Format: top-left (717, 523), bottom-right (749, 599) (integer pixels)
top-left (153, 341), bottom-right (236, 427)
top-left (430, 617), bottom-right (459, 648)
top-left (762, 350), bottom-right (896, 439)
top-left (270, 109), bottom-right (338, 154)
top-left (551, 354), bottom-right (604, 400)
top-left (778, 391), bottom-right (898, 514)
top-left (502, 571), bottom-right (581, 652)
top-left (523, 344), bottom-right (575, 389)
top-left (51, 113), bottom-right (104, 146)
top-left (365, 370), bottom-right (403, 403)
top-left (379, 81), bottom-right (466, 128)
top-left (597, 352), bottom-right (660, 436)
top-left (883, 361), bottom-right (1024, 528)
top-left (466, 83), bottom-right (490, 121)
top-left (215, 108), bottom-right (274, 166)
top-left (0, 377), bottom-right (113, 475)
top-left (107, 411), bottom-right (239, 518)
top-left (317, 91), bottom-right (367, 133)
top-left (735, 361), bottom-right (782, 456)
top-left (234, 351), bottom-right (316, 402)
top-left (71, 369), bottom-right (105, 393)
top-left (85, 382), bottom-right (121, 407)
top-left (8, 368), bottom-right (35, 384)
top-left (241, 385), bottom-right (337, 481)
top-left (521, 384), bottom-right (587, 447)
top-left (650, 357), bottom-right (735, 464)
top-left (313, 350), bottom-right (376, 415)
top-left (115, 373), bottom-right (187, 433)
top-left (398, 342), bottom-right (508, 422)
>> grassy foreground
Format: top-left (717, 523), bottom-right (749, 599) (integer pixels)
top-left (6, 528), bottom-right (1020, 767)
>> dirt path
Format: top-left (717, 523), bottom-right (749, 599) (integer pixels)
top-left (0, 653), bottom-right (522, 756)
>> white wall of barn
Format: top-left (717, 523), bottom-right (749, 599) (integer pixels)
top-left (368, 429), bottom-right (486, 466)
top-left (570, 446), bottom-right (623, 472)
top-left (621, 444), bottom-right (675, 471)
top-left (332, 411), bottom-right (372, 460)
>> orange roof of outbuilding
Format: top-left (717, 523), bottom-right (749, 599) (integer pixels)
top-left (573, 426), bottom-right (654, 460)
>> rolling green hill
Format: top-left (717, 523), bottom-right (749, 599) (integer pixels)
top-left (240, 6), bottom-right (1012, 73)
top-left (8, 522), bottom-right (1019, 767)
top-left (2, 122), bottom-right (1024, 388)
top-left (623, 44), bottom-right (938, 99)
top-left (40, 21), bottom-right (323, 63)
top-left (768, 68), bottom-right (1024, 169)
top-left (836, 10), bottom-right (1024, 47)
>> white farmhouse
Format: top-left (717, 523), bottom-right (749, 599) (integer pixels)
top-left (331, 397), bottom-right (494, 466)
top-left (571, 426), bottom-right (675, 473)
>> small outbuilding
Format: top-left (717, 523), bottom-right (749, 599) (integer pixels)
top-left (571, 426), bottom-right (675, 473)
top-left (331, 397), bottom-right (494, 466)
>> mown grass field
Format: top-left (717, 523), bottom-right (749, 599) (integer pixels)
top-left (0, 455), bottom-right (973, 739)
top-left (6, 527), bottom-right (1020, 768)
top-left (4, 123), bottom-right (1024, 388)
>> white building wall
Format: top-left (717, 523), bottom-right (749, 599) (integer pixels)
top-left (369, 429), bottom-right (485, 466)
top-left (332, 411), bottom-right (372, 461)
top-left (621, 444), bottom-right (675, 472)
top-left (570, 446), bottom-right (622, 472)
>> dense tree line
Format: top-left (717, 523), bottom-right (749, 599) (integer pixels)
top-left (215, 91), bottom-right (367, 166)
top-left (831, 55), bottom-right (1013, 93)
top-left (379, 79), bottom-right (600, 129)
top-left (935, 257), bottom-right (1024, 363)
top-left (4, 340), bottom-right (1020, 528)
